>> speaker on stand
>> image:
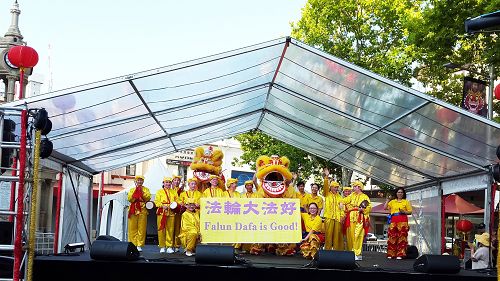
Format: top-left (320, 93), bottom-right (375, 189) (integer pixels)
top-left (90, 240), bottom-right (140, 261)
top-left (413, 254), bottom-right (460, 273)
top-left (195, 245), bottom-right (235, 265)
top-left (316, 250), bottom-right (357, 269)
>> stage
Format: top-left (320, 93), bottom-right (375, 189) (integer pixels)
top-left (32, 245), bottom-right (496, 281)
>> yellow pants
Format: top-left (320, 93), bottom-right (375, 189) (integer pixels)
top-left (180, 232), bottom-right (199, 252)
top-left (157, 215), bottom-right (176, 248)
top-left (346, 222), bottom-right (365, 255)
top-left (128, 211), bottom-right (148, 247)
top-left (324, 218), bottom-right (344, 251)
top-left (174, 214), bottom-right (182, 248)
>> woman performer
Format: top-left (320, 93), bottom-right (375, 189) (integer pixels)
top-left (383, 187), bottom-right (412, 259)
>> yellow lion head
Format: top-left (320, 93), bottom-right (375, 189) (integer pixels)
top-left (190, 146), bottom-right (224, 182)
top-left (255, 155), bottom-right (292, 197)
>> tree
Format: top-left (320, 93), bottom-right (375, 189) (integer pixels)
top-left (232, 130), bottom-right (341, 182)
top-left (291, 0), bottom-right (420, 86)
top-left (408, 0), bottom-right (500, 110)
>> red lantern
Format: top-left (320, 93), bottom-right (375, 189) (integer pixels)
top-left (7, 45), bottom-right (39, 68)
top-left (495, 84), bottom-right (500, 100)
top-left (436, 107), bottom-right (458, 124)
top-left (456, 219), bottom-right (473, 233)
top-left (399, 127), bottom-right (416, 139)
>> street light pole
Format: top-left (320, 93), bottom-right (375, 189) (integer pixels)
top-left (488, 65), bottom-right (495, 119)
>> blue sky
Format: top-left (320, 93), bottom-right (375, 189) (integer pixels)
top-left (0, 0), bottom-right (307, 93)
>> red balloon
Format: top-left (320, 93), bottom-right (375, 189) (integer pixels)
top-left (456, 219), bottom-right (473, 233)
top-left (495, 84), bottom-right (500, 100)
top-left (7, 45), bottom-right (39, 68)
top-left (436, 107), bottom-right (458, 124)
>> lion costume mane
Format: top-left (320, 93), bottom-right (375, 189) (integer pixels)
top-left (189, 146), bottom-right (224, 183)
top-left (251, 155), bottom-right (296, 256)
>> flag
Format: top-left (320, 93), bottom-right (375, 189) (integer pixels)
top-left (461, 77), bottom-right (488, 117)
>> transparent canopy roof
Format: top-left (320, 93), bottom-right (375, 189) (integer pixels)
top-left (7, 37), bottom-right (500, 188)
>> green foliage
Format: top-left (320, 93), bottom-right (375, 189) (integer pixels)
top-left (233, 130), bottom-right (341, 180)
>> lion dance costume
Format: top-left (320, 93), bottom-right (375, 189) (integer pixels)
top-left (250, 155), bottom-right (296, 256)
top-left (190, 146), bottom-right (224, 191)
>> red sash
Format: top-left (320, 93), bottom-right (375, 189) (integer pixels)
top-left (343, 208), bottom-right (369, 234)
top-left (128, 188), bottom-right (143, 218)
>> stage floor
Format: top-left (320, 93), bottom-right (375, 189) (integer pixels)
top-left (34, 245), bottom-right (496, 281)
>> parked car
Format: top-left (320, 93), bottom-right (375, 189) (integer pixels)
top-left (366, 233), bottom-right (377, 241)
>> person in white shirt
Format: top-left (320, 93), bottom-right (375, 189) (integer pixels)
top-left (470, 232), bottom-right (490, 269)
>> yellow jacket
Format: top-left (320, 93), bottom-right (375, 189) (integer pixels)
top-left (127, 186), bottom-right (151, 214)
top-left (179, 190), bottom-right (202, 205)
top-left (154, 187), bottom-right (179, 216)
top-left (322, 178), bottom-right (344, 222)
top-left (202, 187), bottom-right (224, 198)
top-left (223, 190), bottom-right (241, 198)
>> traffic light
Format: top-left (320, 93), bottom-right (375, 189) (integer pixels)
top-left (465, 10), bottom-right (500, 34)
top-left (34, 108), bottom-right (53, 159)
top-left (1, 119), bottom-right (16, 174)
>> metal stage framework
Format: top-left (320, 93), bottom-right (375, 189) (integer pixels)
top-left (1, 37), bottom-right (500, 279)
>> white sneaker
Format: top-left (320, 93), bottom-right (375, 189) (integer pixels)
top-left (160, 247), bottom-right (166, 253)
top-left (387, 256), bottom-right (392, 259)
top-left (355, 255), bottom-right (362, 261)
top-left (136, 246), bottom-right (143, 252)
top-left (174, 247), bottom-right (180, 253)
top-left (185, 251), bottom-right (193, 256)
top-left (396, 257), bottom-right (402, 260)
top-left (166, 247), bottom-right (174, 254)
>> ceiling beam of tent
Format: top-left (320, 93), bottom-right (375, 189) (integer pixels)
top-left (51, 83), bottom-right (269, 141)
top-left (262, 108), bottom-right (436, 180)
top-left (259, 125), bottom-right (415, 187)
top-left (328, 100), bottom-right (431, 161)
top-left (274, 83), bottom-right (488, 172)
top-left (98, 128), bottom-right (258, 172)
top-left (71, 108), bottom-right (263, 163)
top-left (257, 37), bottom-right (290, 129)
top-left (128, 80), bottom-right (177, 151)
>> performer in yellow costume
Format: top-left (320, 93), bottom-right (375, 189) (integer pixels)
top-left (223, 178), bottom-right (242, 251)
top-left (241, 180), bottom-right (256, 253)
top-left (179, 178), bottom-right (202, 209)
top-left (202, 175), bottom-right (224, 198)
top-left (178, 202), bottom-right (200, 256)
top-left (342, 186), bottom-right (352, 197)
top-left (223, 178), bottom-right (241, 198)
top-left (342, 180), bottom-right (371, 261)
top-left (155, 177), bottom-right (180, 254)
top-left (300, 203), bottom-right (324, 259)
top-left (322, 168), bottom-right (344, 250)
top-left (172, 175), bottom-right (183, 252)
top-left (250, 155), bottom-right (295, 256)
top-left (384, 187), bottom-right (412, 259)
top-left (127, 175), bottom-right (151, 252)
top-left (243, 180), bottom-right (257, 198)
top-left (291, 172), bottom-right (310, 212)
top-left (305, 183), bottom-right (323, 214)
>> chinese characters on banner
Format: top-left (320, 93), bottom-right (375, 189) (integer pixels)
top-left (200, 198), bottom-right (301, 243)
top-left (461, 77), bottom-right (488, 117)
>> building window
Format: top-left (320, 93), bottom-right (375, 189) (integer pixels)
top-left (125, 164), bottom-right (136, 176)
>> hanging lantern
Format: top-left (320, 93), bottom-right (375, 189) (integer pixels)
top-left (399, 127), bottom-right (416, 139)
top-left (495, 84), bottom-right (500, 100)
top-left (436, 107), bottom-right (459, 124)
top-left (456, 219), bottom-right (473, 233)
top-left (7, 45), bottom-right (39, 68)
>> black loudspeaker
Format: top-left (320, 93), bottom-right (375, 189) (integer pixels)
top-left (90, 240), bottom-right (140, 261)
top-left (317, 250), bottom-right (357, 269)
top-left (406, 245), bottom-right (419, 259)
top-left (195, 245), bottom-right (235, 265)
top-left (96, 235), bottom-right (120, 241)
top-left (413, 254), bottom-right (460, 274)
